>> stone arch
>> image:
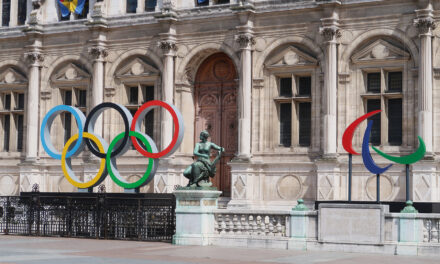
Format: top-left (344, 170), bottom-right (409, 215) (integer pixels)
top-left (106, 48), bottom-right (163, 85)
top-left (340, 28), bottom-right (419, 71)
top-left (254, 36), bottom-right (325, 78)
top-left (0, 60), bottom-right (28, 76)
top-left (176, 42), bottom-right (240, 86)
top-left (43, 54), bottom-right (92, 84)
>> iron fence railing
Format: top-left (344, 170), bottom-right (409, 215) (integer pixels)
top-left (0, 192), bottom-right (176, 241)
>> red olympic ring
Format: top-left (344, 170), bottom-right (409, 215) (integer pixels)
top-left (131, 100), bottom-right (182, 159)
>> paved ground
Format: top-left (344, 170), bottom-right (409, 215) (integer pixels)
top-left (0, 236), bottom-right (438, 264)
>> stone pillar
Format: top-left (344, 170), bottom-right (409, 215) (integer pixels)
top-left (415, 7), bottom-right (436, 155)
top-left (320, 17), bottom-right (340, 158)
top-left (235, 33), bottom-right (254, 159)
top-left (88, 46), bottom-right (108, 137)
top-left (158, 39), bottom-right (177, 150)
top-left (24, 51), bottom-right (44, 161)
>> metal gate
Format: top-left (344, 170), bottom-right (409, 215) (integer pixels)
top-left (0, 191), bottom-right (176, 241)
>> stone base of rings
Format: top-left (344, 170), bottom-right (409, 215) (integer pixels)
top-left (173, 189), bottom-right (222, 246)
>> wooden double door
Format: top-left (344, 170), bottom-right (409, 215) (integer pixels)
top-left (194, 53), bottom-right (238, 197)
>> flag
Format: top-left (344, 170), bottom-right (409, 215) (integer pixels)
top-left (58, 0), bottom-right (86, 17)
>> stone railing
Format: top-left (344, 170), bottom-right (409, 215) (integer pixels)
top-left (422, 215), bottom-right (440, 243)
top-left (214, 210), bottom-right (289, 237)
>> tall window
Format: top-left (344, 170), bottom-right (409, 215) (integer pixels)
top-left (363, 71), bottom-right (403, 146)
top-left (0, 91), bottom-right (25, 152)
top-left (277, 75), bottom-right (312, 147)
top-left (126, 85), bottom-right (155, 137)
top-left (127, 0), bottom-right (137, 13)
top-left (17, 0), bottom-right (27, 26)
top-left (62, 88), bottom-right (87, 144)
top-left (2, 0), bottom-right (11, 26)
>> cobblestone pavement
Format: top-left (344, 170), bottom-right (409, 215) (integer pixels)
top-left (0, 236), bottom-right (438, 264)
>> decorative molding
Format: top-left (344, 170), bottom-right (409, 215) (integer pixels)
top-left (338, 72), bottom-right (350, 84)
top-left (319, 26), bottom-right (341, 42)
top-left (88, 46), bottom-right (108, 61)
top-left (40, 90), bottom-right (51, 100)
top-left (24, 52), bottom-right (44, 66)
top-left (235, 33), bottom-right (255, 49)
top-left (51, 62), bottom-right (90, 86)
top-left (351, 39), bottom-right (410, 65)
top-left (253, 78), bottom-right (264, 89)
top-left (115, 57), bottom-right (159, 83)
top-left (158, 40), bottom-right (177, 55)
top-left (104, 87), bottom-right (116, 97)
top-left (414, 7), bottom-right (436, 35)
top-left (265, 45), bottom-right (318, 71)
top-left (0, 68), bottom-right (27, 86)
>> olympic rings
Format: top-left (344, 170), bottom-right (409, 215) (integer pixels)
top-left (40, 100), bottom-right (184, 190)
top-left (62, 132), bottom-right (107, 189)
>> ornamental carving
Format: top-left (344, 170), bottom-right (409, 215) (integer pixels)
top-left (158, 40), bottom-right (177, 55)
top-left (24, 52), bottom-right (44, 65)
top-left (88, 46), bottom-right (108, 61)
top-left (319, 26), bottom-right (341, 42)
top-left (414, 17), bottom-right (436, 35)
top-left (235, 33), bottom-right (255, 49)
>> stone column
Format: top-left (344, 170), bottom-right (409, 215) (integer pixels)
top-left (235, 33), bottom-right (254, 159)
top-left (88, 46), bottom-right (108, 137)
top-left (158, 40), bottom-right (177, 150)
top-left (320, 18), bottom-right (340, 158)
top-left (24, 51), bottom-right (44, 161)
top-left (415, 7), bottom-right (436, 154)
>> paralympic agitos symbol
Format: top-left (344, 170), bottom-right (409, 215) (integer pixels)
top-left (342, 110), bottom-right (426, 174)
top-left (41, 101), bottom-right (184, 190)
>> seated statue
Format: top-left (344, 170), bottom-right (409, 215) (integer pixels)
top-left (183, 130), bottom-right (224, 187)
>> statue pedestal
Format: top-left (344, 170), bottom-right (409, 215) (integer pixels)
top-left (173, 188), bottom-right (221, 246)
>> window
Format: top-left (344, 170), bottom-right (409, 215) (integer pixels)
top-left (363, 71), bottom-right (403, 146)
top-left (17, 0), bottom-right (27, 26)
top-left (276, 75), bottom-right (312, 147)
top-left (0, 91), bottom-right (24, 152)
top-left (2, 0), bottom-right (10, 26)
top-left (126, 85), bottom-right (155, 143)
top-left (145, 0), bottom-right (157, 11)
top-left (216, 0), bottom-right (230, 4)
top-left (61, 0), bottom-right (89, 20)
top-left (62, 88), bottom-right (87, 144)
top-left (197, 0), bottom-right (209, 6)
top-left (127, 0), bottom-right (137, 13)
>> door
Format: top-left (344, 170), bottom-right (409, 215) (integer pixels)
top-left (195, 53), bottom-right (238, 197)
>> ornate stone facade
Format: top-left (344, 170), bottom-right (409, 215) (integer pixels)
top-left (0, 0), bottom-right (439, 209)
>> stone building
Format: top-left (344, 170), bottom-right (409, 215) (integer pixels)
top-left (0, 0), bottom-right (439, 209)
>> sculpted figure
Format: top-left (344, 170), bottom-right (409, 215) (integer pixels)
top-left (183, 130), bottom-right (224, 187)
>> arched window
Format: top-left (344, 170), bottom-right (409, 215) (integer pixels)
top-left (0, 67), bottom-right (28, 153)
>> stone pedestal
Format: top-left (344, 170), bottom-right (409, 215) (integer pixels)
top-left (173, 189), bottom-right (221, 246)
top-left (318, 203), bottom-right (388, 245)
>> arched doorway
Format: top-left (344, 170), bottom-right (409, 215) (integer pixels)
top-left (195, 53), bottom-right (238, 197)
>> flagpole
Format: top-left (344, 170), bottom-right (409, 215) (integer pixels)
top-left (376, 173), bottom-right (380, 203)
top-left (405, 164), bottom-right (410, 202)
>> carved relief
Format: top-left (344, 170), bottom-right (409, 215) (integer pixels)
top-left (351, 39), bottom-right (410, 64)
top-left (318, 175), bottom-right (333, 200)
top-left (52, 63), bottom-right (90, 83)
top-left (0, 175), bottom-right (18, 195)
top-left (0, 68), bottom-right (27, 85)
top-left (115, 57), bottom-right (159, 80)
top-left (265, 46), bottom-right (318, 69)
top-left (366, 174), bottom-right (394, 201)
top-left (277, 175), bottom-right (302, 200)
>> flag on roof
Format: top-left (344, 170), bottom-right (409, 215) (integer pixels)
top-left (58, 0), bottom-right (86, 17)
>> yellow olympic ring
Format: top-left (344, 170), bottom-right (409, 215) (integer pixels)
top-left (61, 132), bottom-right (106, 189)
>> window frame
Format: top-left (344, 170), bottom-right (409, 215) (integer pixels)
top-left (0, 89), bottom-right (26, 154)
top-left (360, 67), bottom-right (404, 147)
top-left (273, 70), bottom-right (315, 150)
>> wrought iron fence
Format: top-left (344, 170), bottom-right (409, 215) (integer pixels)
top-left (0, 192), bottom-right (176, 241)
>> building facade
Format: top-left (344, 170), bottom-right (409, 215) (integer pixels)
top-left (0, 0), bottom-right (439, 209)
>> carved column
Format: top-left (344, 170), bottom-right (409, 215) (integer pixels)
top-left (88, 46), bottom-right (108, 137)
top-left (320, 17), bottom-right (340, 158)
top-left (415, 7), bottom-right (436, 154)
top-left (159, 39), bottom-right (177, 150)
top-left (24, 51), bottom-right (44, 161)
top-left (235, 33), bottom-right (254, 159)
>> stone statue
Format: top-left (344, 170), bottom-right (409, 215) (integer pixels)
top-left (183, 130), bottom-right (224, 187)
